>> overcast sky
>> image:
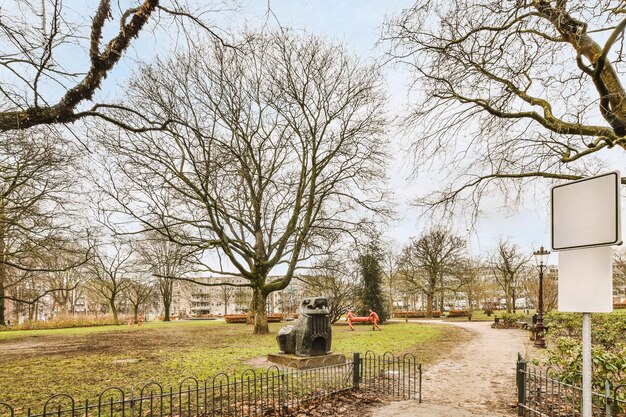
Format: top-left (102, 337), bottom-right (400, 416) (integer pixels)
top-left (36, 0), bottom-right (615, 261)
top-left (211, 0), bottom-right (557, 258)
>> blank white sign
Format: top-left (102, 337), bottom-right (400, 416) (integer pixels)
top-left (558, 246), bottom-right (613, 313)
top-left (551, 172), bottom-right (621, 251)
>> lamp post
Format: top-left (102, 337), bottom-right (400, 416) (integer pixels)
top-left (533, 245), bottom-right (550, 348)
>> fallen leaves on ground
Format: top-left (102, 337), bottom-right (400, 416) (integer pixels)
top-left (288, 389), bottom-right (392, 417)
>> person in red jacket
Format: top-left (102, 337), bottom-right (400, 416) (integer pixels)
top-left (368, 309), bottom-right (382, 331)
top-left (346, 309), bottom-right (355, 331)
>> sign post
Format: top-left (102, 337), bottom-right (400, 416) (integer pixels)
top-left (582, 312), bottom-right (592, 417)
top-left (551, 171), bottom-right (621, 417)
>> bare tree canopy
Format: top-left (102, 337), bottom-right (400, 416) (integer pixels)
top-left (489, 240), bottom-right (530, 313)
top-left (385, 1), bottom-right (626, 215)
top-left (0, 0), bottom-right (229, 133)
top-left (398, 228), bottom-right (466, 316)
top-left (299, 255), bottom-right (357, 324)
top-left (86, 240), bottom-right (134, 325)
top-left (138, 234), bottom-right (193, 321)
top-left (0, 130), bottom-right (86, 324)
top-left (453, 258), bottom-right (488, 316)
top-left (95, 31), bottom-right (389, 334)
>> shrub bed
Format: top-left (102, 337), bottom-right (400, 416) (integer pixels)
top-left (224, 313), bottom-right (285, 323)
top-left (0, 315), bottom-right (120, 331)
top-left (267, 314), bottom-right (285, 322)
top-left (447, 310), bottom-right (470, 318)
top-left (541, 312), bottom-right (626, 394)
top-left (393, 310), bottom-right (441, 318)
top-left (224, 314), bottom-right (247, 323)
top-left (191, 314), bottom-right (220, 319)
top-left (492, 312), bottom-right (525, 328)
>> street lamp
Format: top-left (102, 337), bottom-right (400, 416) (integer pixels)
top-left (533, 245), bottom-right (550, 348)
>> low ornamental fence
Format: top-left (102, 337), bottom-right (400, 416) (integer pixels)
top-left (0, 352), bottom-right (421, 417)
top-left (517, 353), bottom-right (626, 416)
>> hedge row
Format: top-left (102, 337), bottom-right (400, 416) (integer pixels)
top-left (447, 310), bottom-right (470, 318)
top-left (393, 310), bottom-right (442, 318)
top-left (224, 314), bottom-right (285, 324)
top-left (0, 315), bottom-right (119, 331)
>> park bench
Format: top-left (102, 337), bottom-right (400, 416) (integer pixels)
top-left (346, 310), bottom-right (382, 331)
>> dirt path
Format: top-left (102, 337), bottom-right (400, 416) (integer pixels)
top-left (374, 320), bottom-right (531, 417)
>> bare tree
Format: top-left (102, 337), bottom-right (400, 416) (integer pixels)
top-left (614, 250), bottom-right (626, 300)
top-left (489, 240), bottom-right (530, 313)
top-left (46, 263), bottom-right (85, 317)
top-left (0, 130), bottom-right (88, 324)
top-left (299, 255), bottom-right (357, 324)
top-left (398, 228), bottom-right (466, 316)
top-left (86, 241), bottom-right (133, 324)
top-left (138, 236), bottom-right (192, 321)
top-left (95, 31), bottom-right (389, 334)
top-left (385, 1), bottom-right (626, 216)
top-left (453, 258), bottom-right (489, 316)
top-left (214, 278), bottom-right (235, 316)
top-left (382, 244), bottom-right (400, 317)
top-left (0, 0), bottom-right (231, 132)
top-left (522, 265), bottom-right (557, 313)
top-left (125, 278), bottom-right (156, 324)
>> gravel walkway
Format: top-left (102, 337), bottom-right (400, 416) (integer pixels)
top-left (373, 320), bottom-right (531, 417)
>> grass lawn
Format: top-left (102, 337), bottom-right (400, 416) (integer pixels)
top-left (0, 320), bottom-right (467, 411)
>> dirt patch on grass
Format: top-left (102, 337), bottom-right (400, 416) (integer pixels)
top-left (400, 322), bottom-right (473, 364)
top-left (245, 355), bottom-right (273, 368)
top-left (0, 325), bottom-right (214, 359)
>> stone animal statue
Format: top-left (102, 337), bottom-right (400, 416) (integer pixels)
top-left (276, 297), bottom-right (332, 356)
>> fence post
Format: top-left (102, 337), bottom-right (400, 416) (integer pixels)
top-left (129, 387), bottom-right (135, 417)
top-left (517, 353), bottom-right (526, 416)
top-left (281, 373), bottom-right (288, 416)
top-left (605, 380), bottom-right (611, 417)
top-left (418, 364), bottom-right (422, 404)
top-left (352, 353), bottom-right (361, 390)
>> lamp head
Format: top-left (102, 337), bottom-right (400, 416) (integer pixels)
top-left (533, 245), bottom-right (550, 266)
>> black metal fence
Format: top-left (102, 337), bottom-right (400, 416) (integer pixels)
top-left (517, 353), bottom-right (626, 416)
top-left (0, 352), bottom-right (421, 417)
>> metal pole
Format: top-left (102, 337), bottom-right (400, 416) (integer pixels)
top-left (582, 312), bottom-right (592, 417)
top-left (534, 263), bottom-right (546, 348)
top-left (517, 353), bottom-right (527, 416)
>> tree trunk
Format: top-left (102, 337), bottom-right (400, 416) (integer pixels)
top-left (110, 300), bottom-right (119, 324)
top-left (503, 281), bottom-right (511, 313)
top-left (28, 304), bottom-right (35, 321)
top-left (252, 288), bottom-right (269, 334)
top-left (512, 288), bottom-right (517, 314)
top-left (0, 199), bottom-right (5, 326)
top-left (60, 296), bottom-right (69, 316)
top-left (426, 292), bottom-right (434, 317)
top-left (439, 289), bottom-right (444, 313)
top-left (0, 283), bottom-right (4, 326)
top-left (163, 299), bottom-right (171, 321)
top-left (133, 304), bottom-right (139, 324)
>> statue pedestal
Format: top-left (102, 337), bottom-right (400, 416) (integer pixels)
top-left (267, 353), bottom-right (346, 369)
